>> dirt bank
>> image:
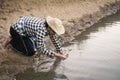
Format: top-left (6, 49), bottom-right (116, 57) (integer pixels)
top-left (0, 0), bottom-right (120, 79)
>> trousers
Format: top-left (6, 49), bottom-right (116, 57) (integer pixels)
top-left (10, 27), bottom-right (37, 56)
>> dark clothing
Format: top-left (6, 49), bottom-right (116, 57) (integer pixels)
top-left (10, 27), bottom-right (36, 56)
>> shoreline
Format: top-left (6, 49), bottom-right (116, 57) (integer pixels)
top-left (61, 0), bottom-right (120, 43)
top-left (0, 0), bottom-right (120, 79)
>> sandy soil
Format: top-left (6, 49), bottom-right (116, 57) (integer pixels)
top-left (0, 0), bottom-right (120, 79)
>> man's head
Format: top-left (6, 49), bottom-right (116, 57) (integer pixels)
top-left (46, 16), bottom-right (65, 35)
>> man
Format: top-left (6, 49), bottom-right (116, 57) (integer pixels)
top-left (3, 16), bottom-right (68, 60)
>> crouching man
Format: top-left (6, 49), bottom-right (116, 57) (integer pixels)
top-left (3, 16), bottom-right (68, 60)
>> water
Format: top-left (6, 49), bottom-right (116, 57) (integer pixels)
top-left (16, 11), bottom-right (120, 80)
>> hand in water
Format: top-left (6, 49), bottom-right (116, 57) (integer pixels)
top-left (59, 54), bottom-right (69, 60)
top-left (54, 53), bottom-right (69, 60)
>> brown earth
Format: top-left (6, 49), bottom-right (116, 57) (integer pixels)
top-left (0, 0), bottom-right (120, 80)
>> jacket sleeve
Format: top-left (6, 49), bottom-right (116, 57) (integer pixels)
top-left (49, 34), bottom-right (63, 54)
top-left (36, 30), bottom-right (54, 58)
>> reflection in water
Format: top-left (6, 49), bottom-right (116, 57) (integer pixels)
top-left (16, 11), bottom-right (120, 80)
top-left (16, 58), bottom-right (68, 80)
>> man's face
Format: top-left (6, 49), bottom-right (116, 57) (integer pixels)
top-left (48, 27), bottom-right (56, 35)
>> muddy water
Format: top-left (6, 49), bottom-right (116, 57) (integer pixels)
top-left (16, 11), bottom-right (120, 80)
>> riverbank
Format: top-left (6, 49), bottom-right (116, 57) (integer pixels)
top-left (0, 0), bottom-right (120, 79)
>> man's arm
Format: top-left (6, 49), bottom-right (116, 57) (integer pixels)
top-left (49, 34), bottom-right (69, 59)
top-left (36, 30), bottom-right (68, 59)
top-left (49, 34), bottom-right (63, 54)
top-left (37, 36), bottom-right (68, 59)
top-left (36, 35), bottom-right (54, 58)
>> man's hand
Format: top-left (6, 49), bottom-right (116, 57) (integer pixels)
top-left (54, 53), bottom-right (69, 60)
